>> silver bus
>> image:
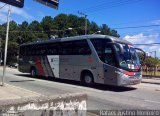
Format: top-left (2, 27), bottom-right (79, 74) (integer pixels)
top-left (18, 35), bottom-right (145, 86)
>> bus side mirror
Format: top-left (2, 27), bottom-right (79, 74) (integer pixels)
top-left (135, 48), bottom-right (146, 61)
top-left (107, 42), bottom-right (124, 54)
top-left (116, 43), bottom-right (124, 54)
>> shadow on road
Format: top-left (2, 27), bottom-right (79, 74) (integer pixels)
top-left (14, 74), bottom-right (137, 92)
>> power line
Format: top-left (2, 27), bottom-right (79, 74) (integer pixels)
top-left (113, 24), bottom-right (160, 30)
top-left (0, 26), bottom-right (85, 33)
top-left (0, 24), bottom-right (159, 33)
top-left (80, 0), bottom-right (143, 14)
top-left (0, 4), bottom-right (7, 9)
top-left (134, 43), bottom-right (160, 46)
top-left (120, 29), bottom-right (160, 34)
top-left (108, 18), bottom-right (160, 26)
top-left (81, 0), bottom-right (128, 12)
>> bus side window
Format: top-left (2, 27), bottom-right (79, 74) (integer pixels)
top-left (73, 40), bottom-right (91, 55)
top-left (19, 46), bottom-right (25, 56)
top-left (61, 42), bottom-right (73, 55)
top-left (47, 43), bottom-right (59, 55)
top-left (28, 45), bottom-right (35, 55)
top-left (91, 39), bottom-right (103, 60)
top-left (35, 44), bottom-right (46, 55)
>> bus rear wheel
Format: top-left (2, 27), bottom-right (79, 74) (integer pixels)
top-left (82, 73), bottom-right (94, 86)
top-left (30, 68), bottom-right (36, 78)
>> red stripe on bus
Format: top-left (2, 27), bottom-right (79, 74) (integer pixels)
top-left (123, 72), bottom-right (135, 76)
top-left (36, 57), bottom-right (44, 76)
top-left (88, 57), bottom-right (93, 63)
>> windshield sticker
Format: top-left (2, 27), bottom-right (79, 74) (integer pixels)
top-left (128, 64), bottom-right (140, 70)
top-left (128, 64), bottom-right (135, 69)
top-left (135, 64), bottom-right (140, 70)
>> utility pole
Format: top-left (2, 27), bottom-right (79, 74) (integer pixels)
top-left (78, 11), bottom-right (87, 35)
top-left (154, 51), bottom-right (157, 76)
top-left (0, 38), bottom-right (1, 66)
top-left (2, 5), bottom-right (11, 86)
top-left (149, 51), bottom-right (157, 76)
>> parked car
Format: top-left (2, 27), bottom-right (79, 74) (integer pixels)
top-left (8, 63), bottom-right (18, 68)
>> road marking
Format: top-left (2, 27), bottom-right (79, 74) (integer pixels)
top-left (144, 99), bottom-right (160, 104)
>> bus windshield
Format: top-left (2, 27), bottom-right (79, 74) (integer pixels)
top-left (115, 43), bottom-right (140, 71)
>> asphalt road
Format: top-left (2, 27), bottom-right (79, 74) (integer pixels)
top-left (1, 68), bottom-right (160, 114)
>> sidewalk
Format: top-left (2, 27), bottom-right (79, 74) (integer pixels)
top-left (142, 77), bottom-right (160, 85)
top-left (0, 84), bottom-right (41, 101)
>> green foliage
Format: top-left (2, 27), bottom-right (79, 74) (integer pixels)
top-left (0, 13), bottom-right (120, 64)
top-left (138, 52), bottom-right (160, 67)
top-left (143, 56), bottom-right (160, 67)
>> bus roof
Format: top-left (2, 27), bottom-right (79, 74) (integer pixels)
top-left (20, 34), bottom-right (132, 46)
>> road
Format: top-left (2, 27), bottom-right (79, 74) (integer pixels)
top-left (1, 68), bottom-right (160, 114)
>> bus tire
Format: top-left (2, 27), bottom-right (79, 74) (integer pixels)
top-left (30, 67), bottom-right (36, 78)
top-left (82, 72), bottom-right (94, 86)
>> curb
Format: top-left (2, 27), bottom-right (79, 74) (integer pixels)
top-left (141, 81), bottom-right (160, 85)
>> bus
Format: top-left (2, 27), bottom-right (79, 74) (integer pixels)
top-left (18, 35), bottom-right (145, 86)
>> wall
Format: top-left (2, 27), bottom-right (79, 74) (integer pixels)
top-left (0, 93), bottom-right (87, 116)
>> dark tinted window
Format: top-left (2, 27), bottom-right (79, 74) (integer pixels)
top-left (19, 46), bottom-right (25, 56)
top-left (61, 42), bottom-right (73, 55)
top-left (72, 40), bottom-right (91, 55)
top-left (20, 39), bottom-right (91, 56)
top-left (104, 45), bottom-right (116, 66)
top-left (27, 45), bottom-right (36, 55)
top-left (91, 39), bottom-right (116, 66)
top-left (47, 43), bottom-right (59, 55)
top-left (35, 44), bottom-right (46, 55)
top-left (91, 39), bottom-right (103, 58)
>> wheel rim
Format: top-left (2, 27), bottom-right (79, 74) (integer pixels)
top-left (84, 75), bottom-right (92, 84)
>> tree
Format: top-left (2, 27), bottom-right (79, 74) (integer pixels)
top-left (100, 24), bottom-right (110, 35)
top-left (88, 21), bottom-right (99, 34)
top-left (54, 14), bottom-right (68, 37)
top-left (110, 29), bottom-right (120, 37)
top-left (41, 16), bottom-right (55, 38)
top-left (0, 13), bottom-right (121, 64)
top-left (29, 20), bottom-right (47, 40)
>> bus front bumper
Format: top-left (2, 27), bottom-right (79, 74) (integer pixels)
top-left (118, 74), bottom-right (142, 86)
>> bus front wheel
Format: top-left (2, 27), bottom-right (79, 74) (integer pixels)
top-left (30, 68), bottom-right (36, 78)
top-left (82, 72), bottom-right (94, 86)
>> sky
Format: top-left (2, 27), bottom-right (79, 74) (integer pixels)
top-left (0, 0), bottom-right (160, 57)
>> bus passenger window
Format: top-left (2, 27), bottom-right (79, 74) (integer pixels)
top-left (91, 39), bottom-right (103, 60)
top-left (72, 40), bottom-right (91, 55)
